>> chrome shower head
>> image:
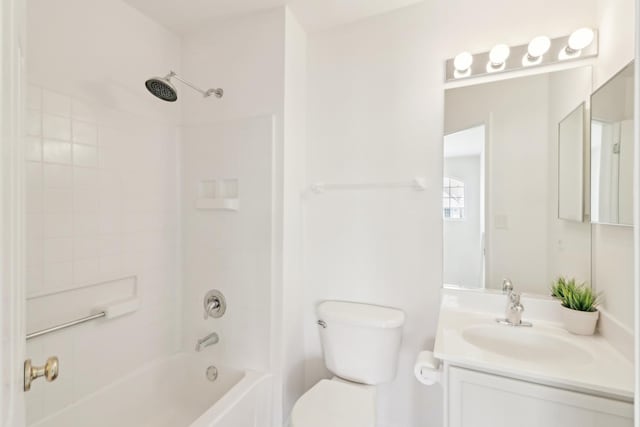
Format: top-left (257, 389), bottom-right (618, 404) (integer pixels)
top-left (145, 71), bottom-right (223, 102)
top-left (145, 75), bottom-right (178, 102)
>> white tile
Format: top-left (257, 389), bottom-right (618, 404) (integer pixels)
top-left (73, 188), bottom-right (99, 213)
top-left (26, 213), bottom-right (44, 240)
top-left (72, 121), bottom-right (98, 145)
top-left (43, 189), bottom-right (72, 213)
top-left (99, 209), bottom-right (121, 234)
top-left (27, 85), bottom-right (42, 110)
top-left (26, 266), bottom-right (44, 296)
top-left (99, 235), bottom-right (121, 256)
top-left (99, 254), bottom-right (122, 279)
top-left (26, 238), bottom-right (43, 270)
top-left (43, 238), bottom-right (73, 264)
top-left (25, 137), bottom-right (42, 162)
top-left (44, 213), bottom-right (73, 238)
top-left (73, 213), bottom-right (99, 237)
top-left (43, 261), bottom-right (73, 291)
top-left (73, 237), bottom-right (100, 259)
top-left (27, 110), bottom-right (42, 136)
top-left (73, 258), bottom-right (99, 285)
top-left (42, 89), bottom-right (71, 117)
top-left (43, 164), bottom-right (73, 189)
top-left (43, 140), bottom-right (72, 164)
top-left (43, 115), bottom-right (71, 141)
top-left (98, 146), bottom-right (121, 170)
top-left (26, 163), bottom-right (43, 191)
top-left (98, 126), bottom-right (123, 148)
top-left (73, 144), bottom-right (98, 167)
top-left (71, 99), bottom-right (97, 123)
top-left (73, 167), bottom-right (99, 189)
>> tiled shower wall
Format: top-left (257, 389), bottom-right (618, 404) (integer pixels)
top-left (24, 85), bottom-right (180, 424)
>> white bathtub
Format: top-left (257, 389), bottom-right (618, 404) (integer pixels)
top-left (30, 353), bottom-right (272, 427)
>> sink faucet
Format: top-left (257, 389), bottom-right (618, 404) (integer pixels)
top-left (196, 332), bottom-right (219, 352)
top-left (502, 278), bottom-right (514, 294)
top-left (497, 281), bottom-right (532, 327)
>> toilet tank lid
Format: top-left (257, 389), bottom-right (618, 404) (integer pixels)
top-left (317, 301), bottom-right (405, 328)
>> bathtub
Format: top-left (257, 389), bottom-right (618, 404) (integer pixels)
top-left (30, 353), bottom-right (272, 427)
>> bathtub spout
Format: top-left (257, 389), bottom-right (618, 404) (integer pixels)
top-left (196, 332), bottom-right (219, 352)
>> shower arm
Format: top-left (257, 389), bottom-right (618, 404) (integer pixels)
top-left (166, 71), bottom-right (223, 98)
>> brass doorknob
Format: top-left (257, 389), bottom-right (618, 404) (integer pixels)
top-left (24, 356), bottom-right (59, 391)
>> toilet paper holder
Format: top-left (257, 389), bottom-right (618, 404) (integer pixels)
top-left (414, 350), bottom-right (442, 386)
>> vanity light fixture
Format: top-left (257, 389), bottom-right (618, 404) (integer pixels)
top-left (566, 28), bottom-right (595, 55)
top-left (488, 44), bottom-right (510, 70)
top-left (453, 52), bottom-right (473, 77)
top-left (445, 28), bottom-right (598, 82)
top-left (524, 36), bottom-right (551, 65)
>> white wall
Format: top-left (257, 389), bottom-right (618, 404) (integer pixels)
top-left (25, 0), bottom-right (181, 423)
top-left (303, 1), bottom-right (598, 426)
top-left (592, 0), bottom-right (635, 329)
top-left (443, 155), bottom-right (482, 288)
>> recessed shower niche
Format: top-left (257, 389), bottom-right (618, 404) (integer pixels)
top-left (196, 178), bottom-right (240, 211)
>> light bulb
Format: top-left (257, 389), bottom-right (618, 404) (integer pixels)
top-left (489, 44), bottom-right (510, 67)
top-left (453, 52), bottom-right (473, 72)
top-left (527, 36), bottom-right (551, 59)
top-left (567, 28), bottom-right (594, 53)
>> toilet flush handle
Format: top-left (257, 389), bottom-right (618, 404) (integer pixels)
top-left (317, 320), bottom-right (327, 328)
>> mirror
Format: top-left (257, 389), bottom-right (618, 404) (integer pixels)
top-left (590, 61), bottom-right (634, 226)
top-left (443, 67), bottom-right (593, 294)
top-left (558, 103), bottom-right (587, 222)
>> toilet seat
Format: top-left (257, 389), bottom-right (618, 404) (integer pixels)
top-left (290, 379), bottom-right (376, 427)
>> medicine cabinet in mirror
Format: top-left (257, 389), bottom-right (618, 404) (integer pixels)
top-left (590, 61), bottom-right (634, 226)
top-left (443, 67), bottom-right (592, 294)
top-left (558, 103), bottom-right (587, 222)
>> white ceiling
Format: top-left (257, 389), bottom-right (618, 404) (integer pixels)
top-left (123, 0), bottom-right (424, 34)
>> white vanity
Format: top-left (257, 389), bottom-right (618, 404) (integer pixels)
top-left (433, 289), bottom-right (634, 427)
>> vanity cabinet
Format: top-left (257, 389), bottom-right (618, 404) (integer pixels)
top-left (447, 367), bottom-right (633, 427)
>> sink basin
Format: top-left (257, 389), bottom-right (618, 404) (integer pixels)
top-left (462, 324), bottom-right (594, 365)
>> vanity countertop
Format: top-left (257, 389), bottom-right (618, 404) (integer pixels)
top-left (434, 289), bottom-right (634, 401)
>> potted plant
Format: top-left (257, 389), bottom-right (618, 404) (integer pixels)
top-left (559, 283), bottom-right (599, 335)
top-left (550, 276), bottom-right (575, 300)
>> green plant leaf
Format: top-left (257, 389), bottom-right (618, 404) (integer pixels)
top-left (559, 282), bottom-right (599, 312)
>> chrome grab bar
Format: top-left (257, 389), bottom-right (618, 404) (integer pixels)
top-left (26, 311), bottom-right (105, 341)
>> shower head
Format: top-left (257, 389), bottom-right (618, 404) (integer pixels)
top-left (145, 76), bottom-right (178, 102)
top-left (145, 71), bottom-right (223, 102)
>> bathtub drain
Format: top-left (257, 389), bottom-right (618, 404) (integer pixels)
top-left (206, 366), bottom-right (218, 382)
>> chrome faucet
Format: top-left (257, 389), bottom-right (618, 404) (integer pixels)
top-left (497, 280), bottom-right (532, 327)
top-left (195, 332), bottom-right (219, 352)
top-left (502, 278), bottom-right (514, 294)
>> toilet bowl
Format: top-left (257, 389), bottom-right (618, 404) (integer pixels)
top-left (290, 301), bottom-right (405, 427)
top-left (290, 379), bottom-right (376, 427)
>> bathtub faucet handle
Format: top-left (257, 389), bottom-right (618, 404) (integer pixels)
top-left (203, 290), bottom-right (226, 319)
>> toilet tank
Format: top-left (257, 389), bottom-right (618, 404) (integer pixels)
top-left (317, 301), bottom-right (405, 385)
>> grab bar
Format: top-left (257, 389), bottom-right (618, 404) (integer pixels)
top-left (26, 312), bottom-right (105, 341)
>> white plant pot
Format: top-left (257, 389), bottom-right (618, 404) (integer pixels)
top-left (561, 306), bottom-right (599, 335)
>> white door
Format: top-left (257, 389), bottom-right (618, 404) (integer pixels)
top-left (1, 0), bottom-right (26, 425)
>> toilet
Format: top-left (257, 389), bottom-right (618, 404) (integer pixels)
top-left (290, 300), bottom-right (405, 427)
